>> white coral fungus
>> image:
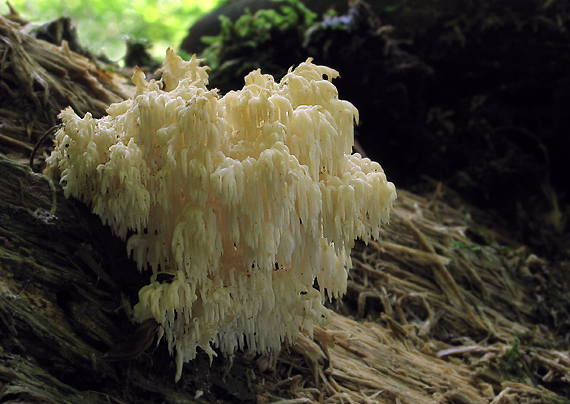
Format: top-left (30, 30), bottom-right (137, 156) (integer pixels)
top-left (45, 50), bottom-right (397, 381)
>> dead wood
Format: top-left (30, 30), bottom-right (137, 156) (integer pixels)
top-left (1, 9), bottom-right (570, 404)
top-left (0, 15), bottom-right (133, 169)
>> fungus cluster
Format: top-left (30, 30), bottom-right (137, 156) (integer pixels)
top-left (45, 50), bottom-right (396, 380)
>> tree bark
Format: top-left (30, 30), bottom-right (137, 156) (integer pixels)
top-left (0, 155), bottom-right (194, 402)
top-left (2, 3), bottom-right (570, 403)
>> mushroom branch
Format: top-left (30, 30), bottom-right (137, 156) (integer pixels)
top-left (44, 49), bottom-right (397, 381)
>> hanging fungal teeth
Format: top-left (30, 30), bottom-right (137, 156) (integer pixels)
top-left (45, 50), bottom-right (397, 382)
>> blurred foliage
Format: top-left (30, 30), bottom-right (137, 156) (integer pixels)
top-left (209, 0), bottom-right (316, 50)
top-left (0, 0), bottom-right (224, 62)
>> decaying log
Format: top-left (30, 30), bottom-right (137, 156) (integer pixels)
top-left (1, 8), bottom-right (570, 404)
top-left (3, 153), bottom-right (570, 403)
top-left (0, 15), bottom-right (133, 169)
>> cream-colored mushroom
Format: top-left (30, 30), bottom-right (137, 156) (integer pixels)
top-left (45, 49), bottom-right (397, 381)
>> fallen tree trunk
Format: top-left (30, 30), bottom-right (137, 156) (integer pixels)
top-left (3, 154), bottom-right (570, 403)
top-left (1, 9), bottom-right (570, 404)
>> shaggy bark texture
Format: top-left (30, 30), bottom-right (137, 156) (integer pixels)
top-left (1, 4), bottom-right (570, 404)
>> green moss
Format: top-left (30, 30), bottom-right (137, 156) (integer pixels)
top-left (201, 0), bottom-right (316, 84)
top-left (451, 239), bottom-right (482, 252)
top-left (504, 328), bottom-right (537, 376)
